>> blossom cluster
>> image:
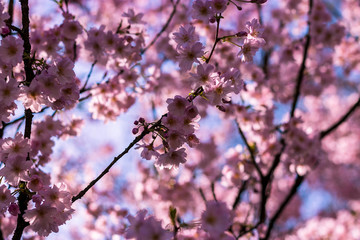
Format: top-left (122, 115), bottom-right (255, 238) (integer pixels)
top-left (191, 0), bottom-right (228, 22)
top-left (283, 118), bottom-right (325, 175)
top-left (0, 114), bottom-right (84, 236)
top-left (189, 63), bottom-right (244, 107)
top-left (84, 24), bottom-right (144, 64)
top-left (125, 209), bottom-right (172, 240)
top-left (136, 95), bottom-right (201, 169)
top-left (23, 184), bottom-right (74, 237)
top-left (0, 0), bottom-right (359, 238)
top-left (89, 75), bottom-right (136, 121)
top-left (20, 57), bottom-right (80, 112)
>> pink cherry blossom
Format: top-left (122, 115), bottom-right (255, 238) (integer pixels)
top-left (0, 185), bottom-right (15, 215)
top-left (201, 200), bottom-right (233, 237)
top-left (60, 19), bottom-right (83, 40)
top-left (23, 204), bottom-right (63, 237)
top-left (0, 36), bottom-right (24, 66)
top-left (8, 203), bottom-right (20, 216)
top-left (189, 63), bottom-right (215, 88)
top-left (0, 78), bottom-right (20, 106)
top-left (156, 148), bottom-right (187, 169)
top-left (122, 9), bottom-right (145, 25)
top-left (173, 24), bottom-right (199, 49)
top-left (192, 0), bottom-right (215, 22)
top-left (0, 155), bottom-right (33, 186)
top-left (211, 0), bottom-right (228, 14)
top-left (237, 39), bottom-right (261, 62)
top-left (0, 2), bottom-right (9, 28)
top-left (177, 42), bottom-right (205, 72)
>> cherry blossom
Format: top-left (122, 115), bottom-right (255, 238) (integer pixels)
top-left (0, 0), bottom-right (359, 239)
top-left (201, 200), bottom-right (233, 237)
top-left (0, 36), bottom-right (24, 66)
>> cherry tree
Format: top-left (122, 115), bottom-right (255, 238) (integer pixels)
top-left (0, 0), bottom-right (360, 239)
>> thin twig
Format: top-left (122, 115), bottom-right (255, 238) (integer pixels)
top-left (211, 182), bottom-right (217, 202)
top-left (199, 188), bottom-right (207, 203)
top-left (80, 60), bottom-right (97, 92)
top-left (205, 14), bottom-right (221, 64)
top-left (262, 175), bottom-right (304, 240)
top-left (289, 0), bottom-right (313, 118)
top-left (320, 97), bottom-right (360, 139)
top-left (232, 180), bottom-right (248, 210)
top-left (72, 118), bottom-right (163, 202)
top-left (235, 120), bottom-right (263, 179)
top-left (265, 139), bottom-right (286, 178)
top-left (141, 0), bottom-right (180, 54)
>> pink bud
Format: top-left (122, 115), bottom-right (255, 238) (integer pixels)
top-left (1, 27), bottom-right (10, 35)
top-left (9, 203), bottom-right (20, 216)
top-left (139, 117), bottom-right (145, 123)
top-left (132, 128), bottom-right (139, 134)
top-left (236, 31), bottom-right (248, 37)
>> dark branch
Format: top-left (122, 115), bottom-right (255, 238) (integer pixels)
top-left (211, 182), bottom-right (217, 202)
top-left (13, 1), bottom-right (35, 239)
top-left (235, 120), bottom-right (264, 179)
top-left (262, 175), bottom-right (304, 240)
top-left (72, 119), bottom-right (163, 202)
top-left (141, 0), bottom-right (180, 54)
top-left (289, 0), bottom-right (313, 118)
top-left (320, 97), bottom-right (360, 139)
top-left (12, 189), bottom-right (31, 240)
top-left (205, 14), bottom-right (221, 64)
top-left (232, 180), bottom-right (247, 210)
top-left (80, 60), bottom-right (97, 92)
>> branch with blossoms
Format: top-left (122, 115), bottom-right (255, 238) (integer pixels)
top-left (1, 0), bottom-right (360, 239)
top-left (262, 95), bottom-right (360, 239)
top-left (72, 86), bottom-right (204, 202)
top-left (141, 0), bottom-right (180, 54)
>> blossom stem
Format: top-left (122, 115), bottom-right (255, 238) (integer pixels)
top-left (226, 40), bottom-right (242, 48)
top-left (198, 188), bottom-right (207, 203)
top-left (80, 59), bottom-right (97, 92)
top-left (211, 182), bottom-right (217, 202)
top-left (205, 14), bottom-right (221, 63)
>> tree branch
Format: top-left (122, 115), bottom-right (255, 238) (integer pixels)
top-left (12, 189), bottom-right (30, 240)
top-left (72, 118), bottom-right (163, 202)
top-left (262, 175), bottom-right (304, 240)
top-left (289, 0), bottom-right (313, 118)
top-left (80, 60), bottom-right (97, 92)
top-left (205, 14), bottom-right (221, 64)
top-left (320, 97), bottom-right (360, 139)
top-left (141, 0), bottom-right (180, 54)
top-left (235, 120), bottom-right (264, 179)
top-left (232, 180), bottom-right (248, 210)
top-left (13, 1), bottom-right (35, 239)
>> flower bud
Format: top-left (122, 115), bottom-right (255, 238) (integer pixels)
top-left (132, 128), bottom-right (139, 134)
